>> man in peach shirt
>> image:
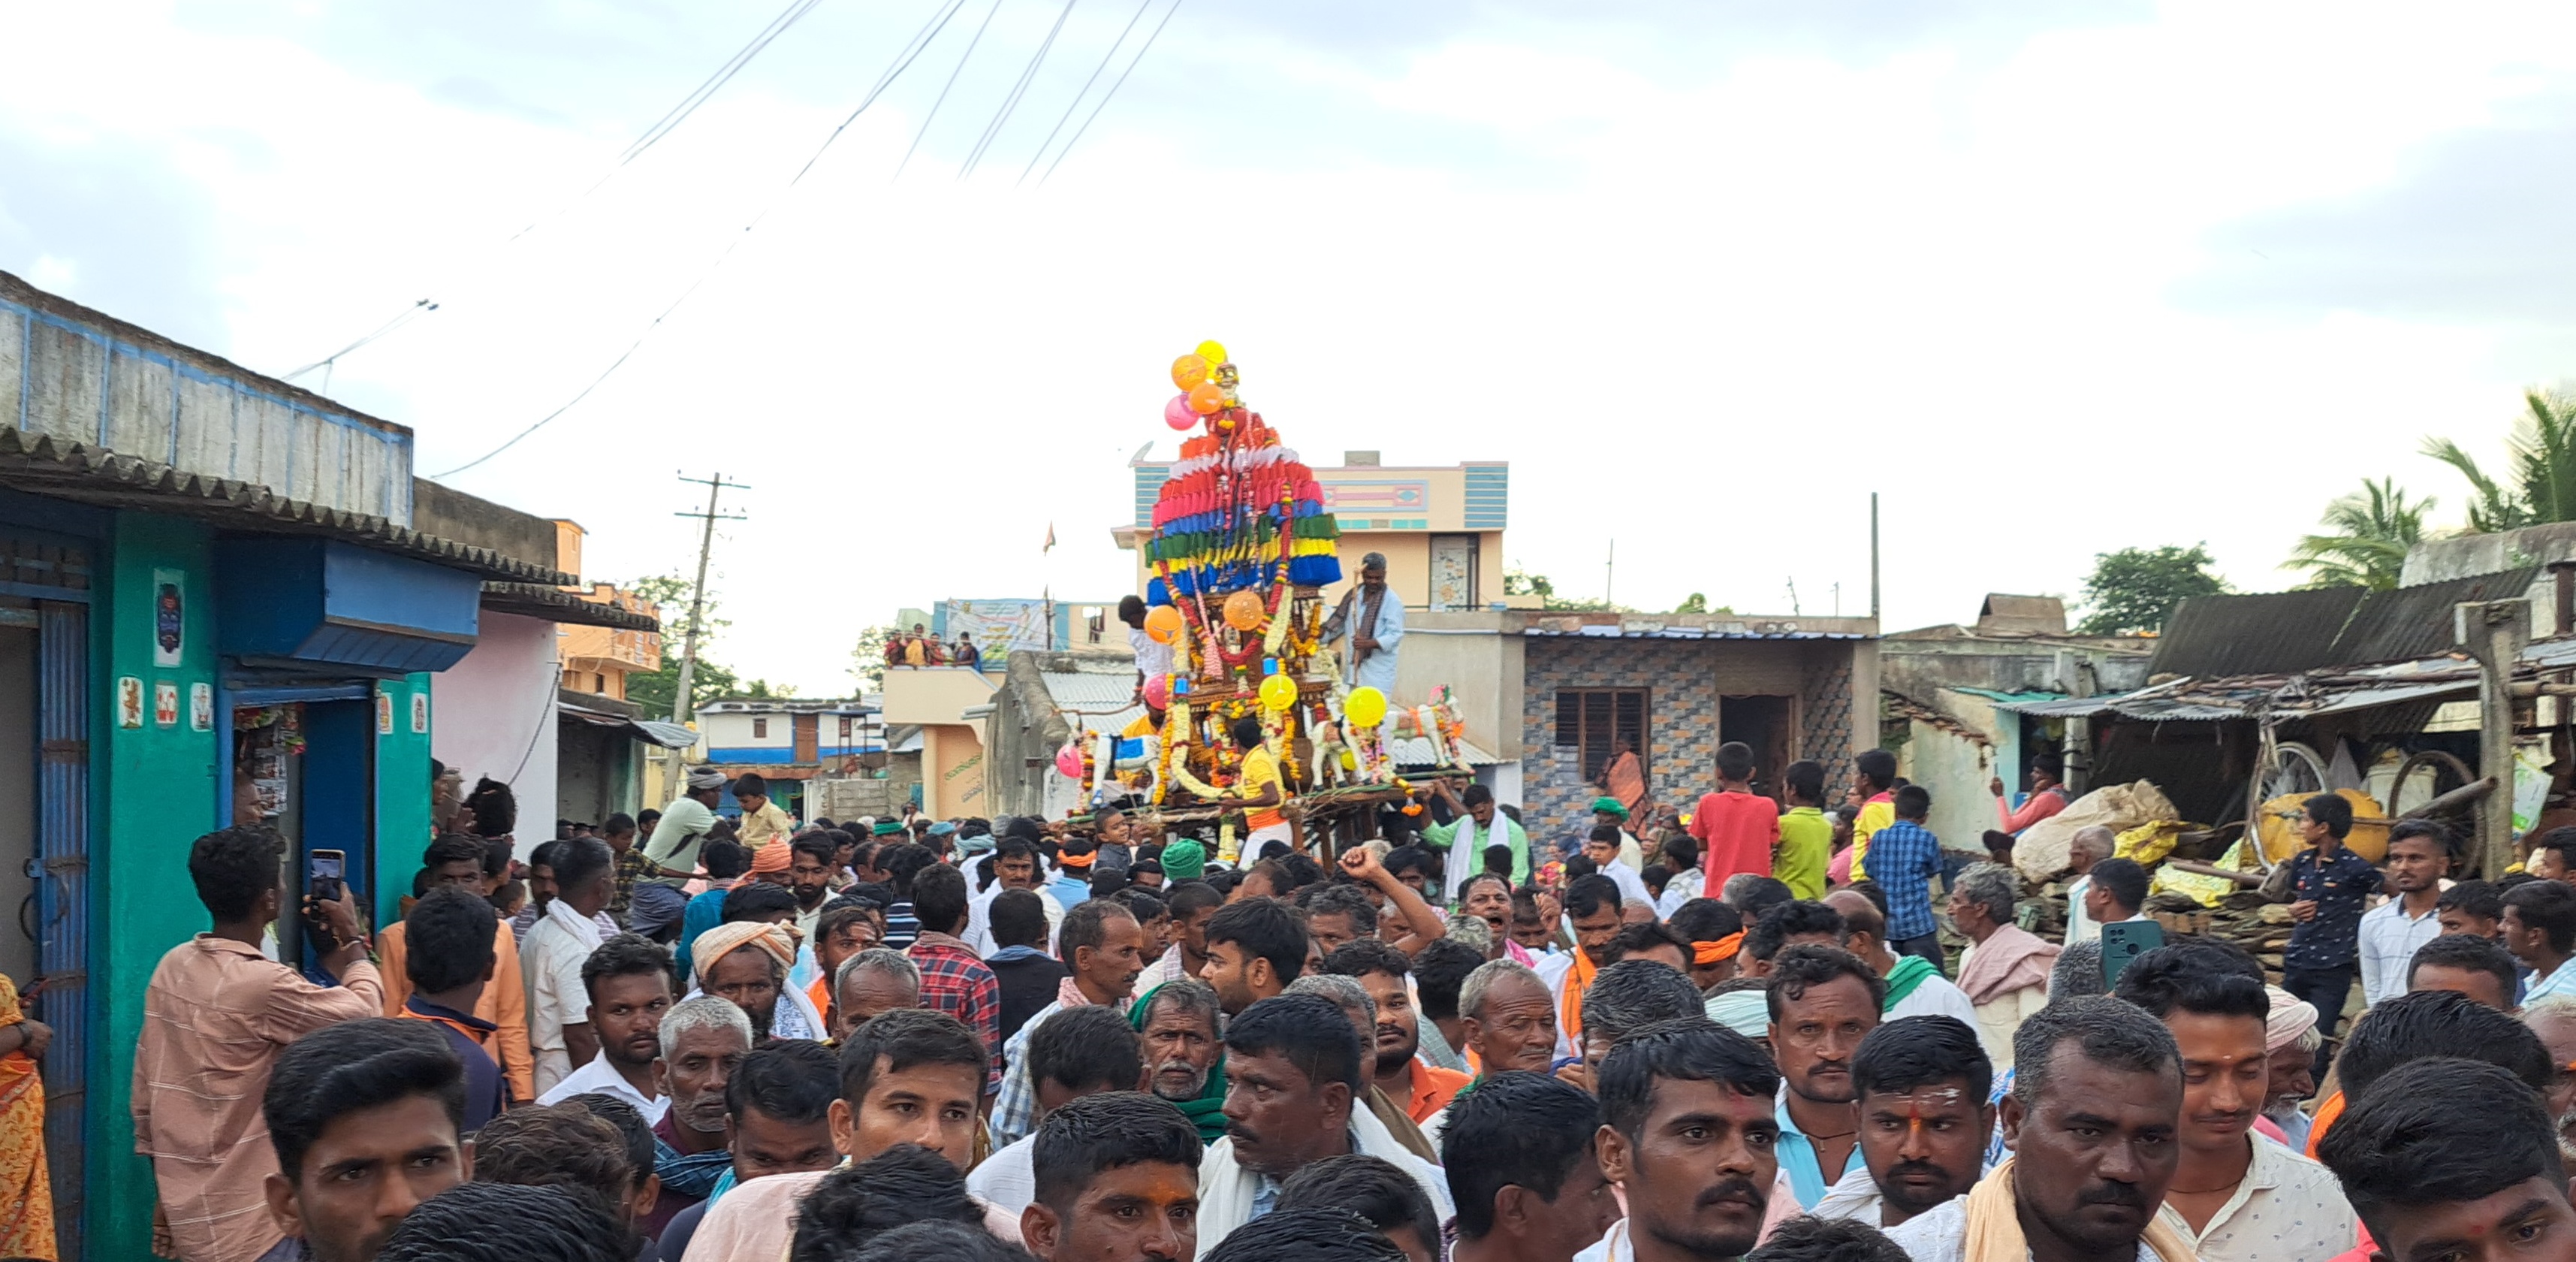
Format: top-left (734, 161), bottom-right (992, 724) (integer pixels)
top-left (375, 832), bottom-right (535, 1102)
top-left (135, 827), bottom-right (384, 1262)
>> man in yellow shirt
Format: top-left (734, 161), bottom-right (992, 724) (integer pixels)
top-left (733, 771), bottom-right (797, 850)
top-left (1847, 747), bottom-right (1898, 882)
top-left (1231, 715), bottom-right (1291, 854)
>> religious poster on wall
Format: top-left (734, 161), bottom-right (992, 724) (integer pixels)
top-left (152, 568), bottom-right (186, 667)
top-left (190, 682), bottom-right (214, 732)
top-left (234, 704), bottom-right (303, 820)
top-left (116, 676), bottom-right (144, 729)
top-left (154, 681), bottom-right (179, 728)
top-left (376, 690), bottom-right (393, 735)
top-left (412, 692), bottom-right (430, 735)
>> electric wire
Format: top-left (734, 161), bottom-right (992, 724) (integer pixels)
top-left (957, 0), bottom-right (1079, 180)
top-left (279, 299), bottom-right (439, 382)
top-left (1036, 0), bottom-right (1182, 186)
top-left (432, 0), bottom-right (973, 478)
top-left (1014, 0), bottom-right (1153, 187)
top-left (896, 0), bottom-right (1009, 179)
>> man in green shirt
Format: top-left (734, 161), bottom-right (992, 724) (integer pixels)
top-left (1425, 780), bottom-right (1528, 903)
top-left (1776, 760), bottom-right (1832, 899)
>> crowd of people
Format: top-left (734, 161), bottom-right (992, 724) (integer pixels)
top-left (74, 738), bottom-right (2576, 1262)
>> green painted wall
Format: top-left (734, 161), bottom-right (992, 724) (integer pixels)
top-left (373, 673), bottom-right (435, 928)
top-left (87, 513), bottom-right (221, 1262)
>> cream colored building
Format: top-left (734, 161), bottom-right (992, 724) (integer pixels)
top-left (879, 665), bottom-right (1000, 819)
top-left (1112, 450), bottom-right (1543, 615)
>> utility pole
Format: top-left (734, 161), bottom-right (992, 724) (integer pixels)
top-left (2460, 599), bottom-right (2531, 878)
top-left (1869, 492), bottom-right (1881, 623)
top-left (668, 472), bottom-right (749, 786)
top-left (1606, 539), bottom-right (1615, 608)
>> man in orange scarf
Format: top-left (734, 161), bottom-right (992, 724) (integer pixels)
top-left (1552, 875), bottom-right (1625, 1057)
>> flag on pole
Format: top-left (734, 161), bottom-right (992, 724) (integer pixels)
top-left (1044, 522), bottom-right (1057, 552)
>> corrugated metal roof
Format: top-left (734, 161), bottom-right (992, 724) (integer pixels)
top-left (1998, 637), bottom-right (2576, 722)
top-left (1393, 735), bottom-right (1504, 768)
top-left (2148, 587), bottom-right (2364, 679)
top-left (0, 427), bottom-right (575, 584)
top-left (2329, 567), bottom-right (2540, 665)
top-left (1043, 668), bottom-right (1145, 734)
top-left (1523, 626), bottom-right (1866, 641)
top-left (481, 582), bottom-right (661, 631)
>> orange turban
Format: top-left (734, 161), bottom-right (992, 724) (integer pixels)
top-left (748, 841), bottom-right (792, 875)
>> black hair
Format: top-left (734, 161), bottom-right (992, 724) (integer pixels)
top-left (1113, 886), bottom-right (1167, 923)
top-left (2303, 792), bottom-right (2354, 839)
top-left (1668, 898), bottom-right (1745, 946)
top-left (2438, 878), bottom-right (2505, 922)
top-left (1747, 900), bottom-right (1847, 963)
top-left (1299, 882), bottom-right (1380, 937)
top-left (561, 1093), bottom-right (655, 1192)
top-left (1278, 1155), bottom-right (1439, 1253)
top-left (527, 839), bottom-right (566, 874)
top-left (1891, 784), bottom-right (1931, 820)
top-left (1322, 937), bottom-right (1411, 983)
top-left (1412, 938), bottom-right (1483, 1022)
top-left (701, 838), bottom-right (754, 881)
top-left (2508, 879), bottom-right (2576, 953)
top-left (1717, 741), bottom-right (1755, 781)
top-left (601, 812), bottom-right (637, 839)
top-left (405, 887), bottom-right (499, 994)
top-left (2086, 857), bottom-right (2149, 913)
top-left (265, 1019), bottom-right (466, 1182)
top-left (1460, 783), bottom-right (1495, 808)
top-left (375, 1183), bottom-right (629, 1262)
top-left (791, 832), bottom-right (840, 868)
top-left (1166, 880), bottom-right (1223, 919)
top-left (995, 836), bottom-right (1041, 868)
top-left (1029, 1004), bottom-right (1144, 1094)
top-left (728, 1038), bottom-right (842, 1125)
top-left (1439, 1070), bottom-right (1603, 1241)
top-left (1728, 876), bottom-right (1796, 923)
top-left (472, 1104), bottom-right (635, 1210)
top-left (1089, 865), bottom-right (1130, 899)
top-left (580, 932), bottom-right (680, 1004)
top-left (990, 889), bottom-right (1049, 949)
top-left (479, 837), bottom-right (516, 882)
top-left (1204, 1209), bottom-right (1407, 1262)
top-left (1204, 897), bottom-right (1309, 985)
top-left (722, 880), bottom-right (801, 925)
top-left (911, 862), bottom-right (971, 935)
top-left (879, 842), bottom-right (938, 895)
top-left (1382, 845), bottom-right (1433, 880)
top-left (189, 826), bottom-right (285, 920)
top-left (466, 777), bottom-right (519, 839)
top-left (1588, 823), bottom-right (1626, 847)
top-left (2340, 989), bottom-right (2551, 1100)
top-left (1855, 749), bottom-right (1897, 790)
top-left (1030, 1091), bottom-right (1202, 1214)
top-left (2110, 942), bottom-right (2269, 1022)
top-left (551, 837), bottom-right (613, 894)
top-left (1743, 1215), bottom-right (1910, 1262)
top-left (734, 771), bottom-right (770, 798)
top-left (1599, 1019), bottom-right (1782, 1140)
top-left (422, 832), bottom-right (487, 873)
top-left (1659, 834), bottom-right (1700, 871)
top-left (1226, 994), bottom-right (1365, 1091)
top-left (837, 1007), bottom-right (986, 1105)
top-left (1563, 874), bottom-right (1624, 922)
top-left (2318, 1058), bottom-right (2566, 1248)
top-left (2009, 995), bottom-right (2178, 1110)
top-left (1582, 959), bottom-right (1708, 1044)
top-left (2385, 817), bottom-right (2459, 862)
top-left (1607, 920), bottom-right (1692, 966)
top-left (1852, 1014), bottom-right (1992, 1107)
top-left (789, 1144), bottom-right (985, 1262)
top-left (1765, 944), bottom-right (1887, 1022)
top-left (2407, 931), bottom-right (2522, 1002)
top-left (1058, 896), bottom-right (1139, 964)
top-left (1231, 715), bottom-right (1264, 748)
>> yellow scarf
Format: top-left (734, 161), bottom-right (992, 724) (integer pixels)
top-left (1964, 1159), bottom-right (2200, 1262)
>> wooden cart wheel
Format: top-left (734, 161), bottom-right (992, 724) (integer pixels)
top-left (2387, 749), bottom-right (2475, 817)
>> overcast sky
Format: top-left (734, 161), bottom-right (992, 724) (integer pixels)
top-left (8, 2), bottom-right (2576, 696)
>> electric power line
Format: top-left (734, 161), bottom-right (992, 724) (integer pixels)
top-left (1015, 0), bottom-right (1154, 186)
top-left (957, 0), bottom-right (1080, 180)
top-left (1036, 0), bottom-right (1183, 186)
top-left (897, 0), bottom-right (1010, 179)
top-left (279, 298), bottom-right (439, 382)
top-left (432, 0), bottom-right (974, 479)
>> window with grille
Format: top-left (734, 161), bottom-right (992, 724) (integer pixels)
top-left (1555, 690), bottom-right (1647, 786)
top-left (753, 717), bottom-right (768, 738)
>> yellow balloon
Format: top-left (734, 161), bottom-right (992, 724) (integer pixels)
top-left (1259, 673), bottom-right (1298, 711)
top-left (1196, 340), bottom-right (1228, 367)
top-left (1346, 687), bottom-right (1387, 728)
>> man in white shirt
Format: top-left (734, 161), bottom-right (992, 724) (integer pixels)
top-left (1824, 889), bottom-right (1978, 1028)
top-left (2357, 820), bottom-right (2452, 1008)
top-left (966, 1004), bottom-right (1145, 1216)
top-left (967, 836), bottom-right (1064, 956)
top-left (521, 837), bottom-right (614, 1096)
top-left (534, 933), bottom-right (676, 1123)
top-left (2060, 826), bottom-right (2116, 946)
top-left (1121, 595), bottom-right (1174, 696)
top-left (1582, 827), bottom-right (1654, 910)
top-left (631, 769), bottom-right (727, 940)
top-left (1812, 1014), bottom-right (1992, 1230)
top-left (1582, 1019), bottom-right (1790, 1262)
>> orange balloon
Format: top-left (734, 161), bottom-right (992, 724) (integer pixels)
top-left (1143, 605), bottom-right (1184, 645)
top-left (1223, 590), bottom-right (1265, 631)
top-left (1187, 382), bottom-right (1226, 415)
top-left (1172, 354), bottom-right (1211, 391)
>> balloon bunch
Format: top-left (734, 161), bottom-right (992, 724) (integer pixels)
top-left (1164, 340), bottom-right (1238, 428)
top-left (1142, 342), bottom-right (1341, 609)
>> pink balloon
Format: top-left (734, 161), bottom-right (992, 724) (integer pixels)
top-left (1055, 743), bottom-right (1084, 778)
top-left (1164, 394), bottom-right (1197, 430)
top-left (1142, 673), bottom-right (1169, 709)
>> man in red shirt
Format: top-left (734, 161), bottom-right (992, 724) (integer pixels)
top-left (1691, 741), bottom-right (1779, 897)
top-left (1990, 752), bottom-right (2072, 834)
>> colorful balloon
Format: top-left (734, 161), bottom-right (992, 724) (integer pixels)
top-left (1196, 340), bottom-right (1228, 367)
top-left (1164, 394), bottom-right (1196, 430)
top-left (1222, 589), bottom-right (1265, 631)
top-left (1142, 673), bottom-right (1169, 710)
top-left (1172, 354), bottom-right (1210, 391)
top-left (1346, 687), bottom-right (1388, 728)
top-left (1187, 382), bottom-right (1226, 415)
top-left (1259, 673), bottom-right (1298, 711)
top-left (1144, 605), bottom-right (1184, 644)
top-left (1054, 743), bottom-right (1084, 779)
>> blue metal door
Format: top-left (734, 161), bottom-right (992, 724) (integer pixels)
top-left (37, 597), bottom-right (89, 1261)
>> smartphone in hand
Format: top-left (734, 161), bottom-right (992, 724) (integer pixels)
top-left (2101, 919), bottom-right (2165, 989)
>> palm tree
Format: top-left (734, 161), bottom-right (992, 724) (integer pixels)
top-left (2424, 389), bottom-right (2576, 532)
top-left (2286, 478), bottom-right (2433, 590)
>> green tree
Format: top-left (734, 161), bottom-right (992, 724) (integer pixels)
top-left (1675, 592), bottom-right (1707, 614)
top-left (848, 624), bottom-right (903, 693)
top-left (2285, 477), bottom-right (2433, 591)
top-left (2423, 389), bottom-right (2576, 533)
top-left (1504, 567), bottom-right (1554, 598)
top-left (2075, 544), bottom-right (2229, 636)
top-left (622, 573), bottom-right (737, 718)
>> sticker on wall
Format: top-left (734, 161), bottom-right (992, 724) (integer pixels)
top-left (190, 682), bottom-right (214, 732)
top-left (152, 568), bottom-right (186, 667)
top-left (154, 681), bottom-right (179, 728)
top-left (116, 676), bottom-right (144, 729)
top-left (411, 692), bottom-right (430, 735)
top-left (376, 690), bottom-right (394, 735)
